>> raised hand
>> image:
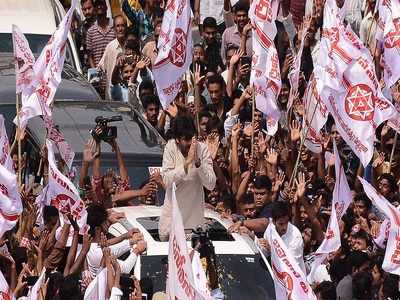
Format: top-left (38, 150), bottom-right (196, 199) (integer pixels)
top-left (229, 49), bottom-right (245, 67)
top-left (206, 133), bottom-right (220, 160)
top-left (265, 147), bottom-right (278, 165)
top-left (290, 120), bottom-right (302, 143)
top-left (295, 172), bottom-right (307, 202)
top-left (231, 123), bottom-right (241, 139)
top-left (194, 63), bottom-right (206, 87)
top-left (135, 56), bottom-right (151, 70)
top-left (272, 171), bottom-right (286, 193)
top-left (83, 138), bottom-right (99, 163)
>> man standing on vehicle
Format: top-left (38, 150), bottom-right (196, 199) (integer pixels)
top-left (160, 114), bottom-right (216, 235)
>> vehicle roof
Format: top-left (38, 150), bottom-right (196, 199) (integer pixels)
top-left (109, 206), bottom-right (258, 256)
top-left (0, 54), bottom-right (101, 102)
top-left (0, 0), bottom-right (56, 35)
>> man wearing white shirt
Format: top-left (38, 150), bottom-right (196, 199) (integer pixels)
top-left (259, 201), bottom-right (306, 275)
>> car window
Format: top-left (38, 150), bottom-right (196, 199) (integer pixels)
top-left (134, 217), bottom-right (235, 242)
top-left (0, 33), bottom-right (74, 67)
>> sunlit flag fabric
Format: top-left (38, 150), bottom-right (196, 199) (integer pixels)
top-left (359, 176), bottom-right (400, 275)
top-left (315, 0), bottom-right (396, 167)
top-left (27, 268), bottom-right (46, 300)
top-left (308, 141), bottom-right (352, 283)
top-left (16, 0), bottom-right (78, 128)
top-left (166, 184), bottom-right (212, 300)
top-left (249, 0), bottom-right (281, 135)
top-left (265, 224), bottom-right (317, 299)
top-left (0, 115), bottom-right (13, 172)
top-left (153, 0), bottom-right (193, 109)
top-left (84, 268), bottom-right (107, 300)
top-left (0, 269), bottom-right (14, 300)
top-left (0, 163), bottom-right (22, 238)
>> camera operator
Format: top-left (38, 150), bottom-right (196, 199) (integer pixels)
top-left (81, 123), bottom-right (156, 208)
top-left (160, 114), bottom-right (216, 234)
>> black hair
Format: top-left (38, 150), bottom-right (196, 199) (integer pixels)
top-left (253, 175), bottom-right (272, 191)
top-left (124, 39), bottom-right (140, 54)
top-left (353, 192), bottom-right (372, 210)
top-left (231, 88), bottom-right (243, 100)
top-left (172, 114), bottom-right (196, 140)
top-left (239, 193), bottom-right (255, 205)
top-left (59, 274), bottom-right (83, 300)
top-left (206, 115), bottom-right (224, 136)
top-left (378, 173), bottom-right (397, 193)
top-left (152, 6), bottom-right (164, 19)
top-left (328, 258), bottom-right (351, 283)
top-left (81, 0), bottom-right (93, 5)
top-left (221, 189), bottom-right (236, 212)
top-left (226, 43), bottom-right (240, 56)
top-left (140, 277), bottom-right (154, 299)
top-left (382, 274), bottom-right (400, 299)
top-left (125, 26), bottom-right (139, 39)
top-left (206, 74), bottom-right (225, 88)
top-left (142, 95), bottom-right (160, 110)
top-left (203, 17), bottom-right (218, 29)
top-left (347, 250), bottom-right (369, 271)
top-left (314, 281), bottom-right (336, 300)
top-left (233, 0), bottom-right (250, 13)
top-left (93, 0), bottom-right (106, 6)
top-left (194, 43), bottom-right (205, 49)
top-left (271, 201), bottom-right (290, 220)
top-left (86, 204), bottom-right (108, 236)
top-left (139, 80), bottom-right (155, 93)
top-left (352, 271), bottom-right (372, 299)
top-left (198, 110), bottom-right (212, 121)
top-left (43, 205), bottom-right (59, 224)
top-left (45, 271), bottom-right (64, 300)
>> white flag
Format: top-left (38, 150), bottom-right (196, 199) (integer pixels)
top-left (359, 176), bottom-right (400, 275)
top-left (0, 269), bottom-right (15, 300)
top-left (153, 0), bottom-right (193, 109)
top-left (84, 268), bottom-right (107, 300)
top-left (0, 163), bottom-right (22, 238)
top-left (0, 115), bottom-right (13, 172)
top-left (17, 0), bottom-right (78, 128)
top-left (249, 0), bottom-right (281, 135)
top-left (44, 116), bottom-right (75, 169)
top-left (265, 224), bottom-right (317, 299)
top-left (303, 73), bottom-right (329, 153)
top-left (27, 268), bottom-right (46, 300)
top-left (166, 184), bottom-right (210, 300)
top-left (45, 139), bottom-right (87, 231)
top-left (316, 0), bottom-right (396, 166)
top-left (308, 141), bottom-right (352, 282)
top-left (288, 26), bottom-right (308, 110)
top-left (12, 24), bottom-right (35, 94)
top-left (374, 217), bottom-right (390, 249)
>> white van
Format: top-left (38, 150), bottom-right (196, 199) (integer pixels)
top-left (0, 0), bottom-right (82, 73)
top-left (109, 206), bottom-right (276, 300)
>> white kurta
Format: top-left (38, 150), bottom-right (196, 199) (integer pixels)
top-left (160, 140), bottom-right (216, 232)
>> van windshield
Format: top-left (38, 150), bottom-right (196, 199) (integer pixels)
top-left (0, 33), bottom-right (75, 67)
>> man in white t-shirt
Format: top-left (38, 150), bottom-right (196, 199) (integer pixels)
top-left (259, 201), bottom-right (306, 274)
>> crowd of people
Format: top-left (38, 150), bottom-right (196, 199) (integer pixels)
top-left (2, 0), bottom-right (400, 299)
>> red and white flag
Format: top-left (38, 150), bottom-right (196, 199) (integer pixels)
top-left (303, 73), bottom-right (329, 153)
top-left (84, 268), bottom-right (107, 300)
top-left (0, 163), bottom-right (22, 238)
top-left (249, 0), bottom-right (281, 135)
top-left (288, 26), bottom-right (308, 110)
top-left (16, 0), bottom-right (78, 129)
top-left (153, 0), bottom-right (193, 109)
top-left (12, 24), bottom-right (35, 95)
top-left (166, 184), bottom-right (211, 300)
top-left (265, 224), bottom-right (317, 300)
top-left (0, 115), bottom-right (13, 172)
top-left (0, 269), bottom-right (14, 300)
top-left (316, 0), bottom-right (396, 166)
top-left (359, 176), bottom-right (400, 275)
top-left (308, 141), bottom-right (352, 283)
top-left (44, 139), bottom-right (86, 231)
top-left (44, 116), bottom-right (75, 169)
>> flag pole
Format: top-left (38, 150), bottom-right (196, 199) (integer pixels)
top-left (389, 132), bottom-right (398, 173)
top-left (16, 92), bottom-right (22, 188)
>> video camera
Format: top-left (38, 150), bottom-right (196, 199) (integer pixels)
top-left (91, 115), bottom-right (122, 142)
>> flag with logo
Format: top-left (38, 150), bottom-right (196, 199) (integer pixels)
top-left (308, 141), bottom-right (352, 282)
top-left (359, 176), bottom-right (400, 275)
top-left (12, 24), bottom-right (35, 95)
top-left (0, 115), bottom-right (13, 172)
top-left (249, 0), bottom-right (281, 135)
top-left (0, 269), bottom-right (14, 300)
top-left (84, 268), bottom-right (107, 300)
top-left (153, 0), bottom-right (193, 109)
top-left (303, 73), bottom-right (329, 153)
top-left (166, 184), bottom-right (211, 300)
top-left (0, 163), bottom-right (22, 238)
top-left (44, 139), bottom-right (86, 232)
top-left (315, 0), bottom-right (396, 167)
top-left (16, 0), bottom-right (78, 129)
top-left (265, 224), bottom-right (317, 299)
